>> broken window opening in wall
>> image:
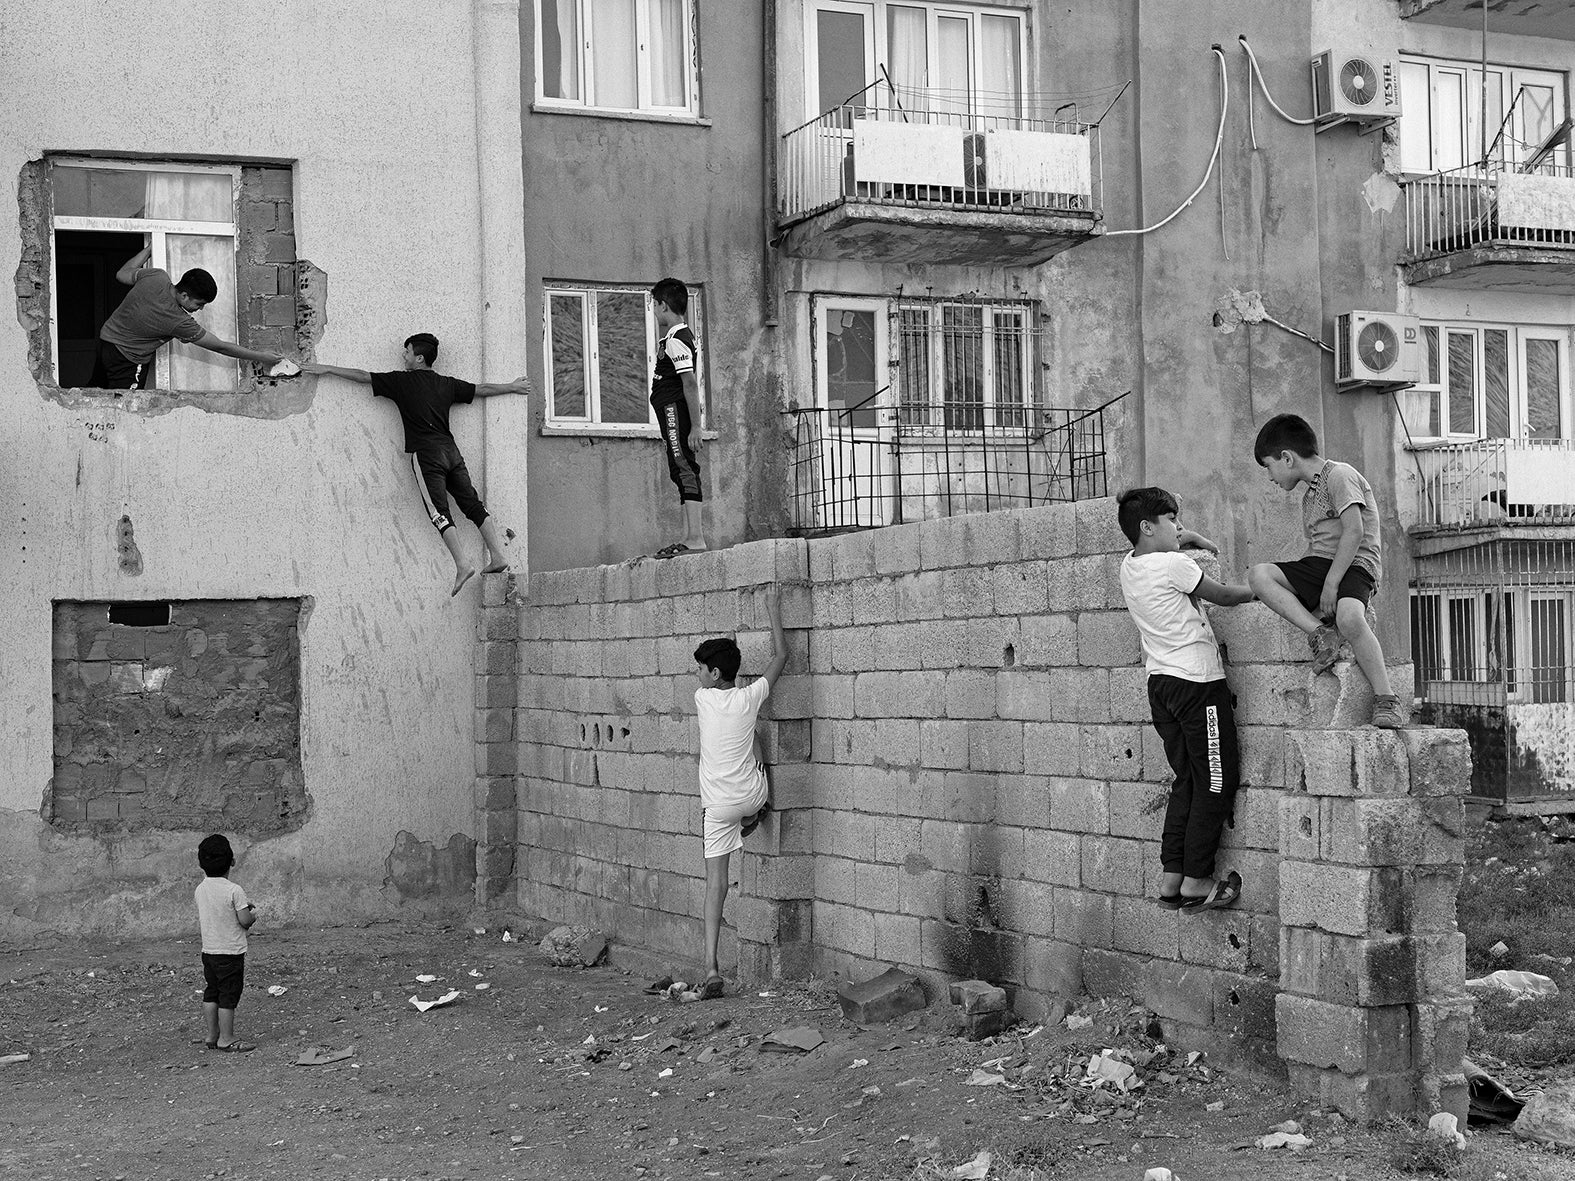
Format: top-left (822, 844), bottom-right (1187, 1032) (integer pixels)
top-left (15, 157), bottom-right (324, 411)
top-left (51, 599), bottom-right (308, 833)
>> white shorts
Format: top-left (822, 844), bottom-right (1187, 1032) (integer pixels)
top-left (702, 772), bottom-right (769, 860)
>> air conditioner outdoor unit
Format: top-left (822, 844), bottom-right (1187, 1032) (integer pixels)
top-left (1311, 50), bottom-right (1401, 127)
top-left (1335, 311), bottom-right (1420, 391)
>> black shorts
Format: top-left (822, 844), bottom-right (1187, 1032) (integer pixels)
top-left (1275, 556), bottom-right (1376, 618)
top-left (409, 443), bottom-right (488, 532)
top-left (89, 340), bottom-right (153, 391)
top-left (654, 397), bottom-right (703, 504)
top-left (201, 952), bottom-right (246, 1009)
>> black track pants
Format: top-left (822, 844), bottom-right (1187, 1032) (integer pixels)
top-left (1148, 674), bottom-right (1239, 881)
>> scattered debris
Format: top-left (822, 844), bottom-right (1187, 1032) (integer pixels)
top-left (468, 969), bottom-right (482, 977)
top-left (1489, 940), bottom-right (1510, 959)
top-left (1144, 1170), bottom-right (1177, 1181)
top-left (0, 1053), bottom-right (30, 1066)
top-left (501, 930), bottom-right (516, 943)
top-left (644, 976), bottom-right (674, 995)
top-left (408, 990), bottom-right (461, 1013)
top-left (1428, 1111), bottom-right (1467, 1150)
top-left (472, 927), bottom-right (487, 935)
top-left (657, 1067), bottom-right (673, 1079)
top-left (1256, 1128), bottom-right (1312, 1151)
top-left (849, 1058), bottom-right (868, 1069)
top-left (295, 1045), bottom-right (355, 1066)
top-left (950, 1149), bottom-right (992, 1179)
top-left (474, 983), bottom-right (491, 991)
top-left (266, 985), bottom-right (289, 997)
top-left (761, 1026), bottom-right (824, 1054)
top-left (836, 967), bottom-right (927, 1024)
top-left (415, 974), bottom-right (437, 983)
top-left (1066, 1014), bottom-right (1094, 1031)
top-left (538, 925), bottom-right (607, 969)
top-left (1082, 1049), bottom-right (1143, 1094)
top-left (1464, 1058), bottom-right (1525, 1125)
top-left (949, 981), bottom-right (1013, 1040)
top-left (1515, 1080), bottom-right (1575, 1147)
top-left (1533, 953), bottom-right (1575, 967)
top-left (964, 1069), bottom-right (1007, 1087)
top-left (1466, 969), bottom-right (1559, 1000)
top-left (1205, 1100), bottom-right (1225, 1112)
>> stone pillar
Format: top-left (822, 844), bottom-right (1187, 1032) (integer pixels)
top-left (1276, 726), bottom-right (1472, 1120)
top-left (474, 572), bottom-right (520, 902)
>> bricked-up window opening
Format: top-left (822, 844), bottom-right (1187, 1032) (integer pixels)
top-left (51, 599), bottom-right (306, 832)
top-left (107, 601), bottom-right (171, 627)
top-left (543, 282), bottom-right (708, 434)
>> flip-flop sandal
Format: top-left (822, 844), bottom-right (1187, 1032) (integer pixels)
top-left (1156, 894), bottom-right (1184, 911)
top-left (698, 975), bottom-right (725, 1001)
top-left (1180, 871), bottom-right (1242, 914)
top-left (741, 800), bottom-right (773, 838)
top-left (213, 1041), bottom-right (257, 1053)
top-left (654, 544), bottom-right (691, 559)
top-left (643, 975), bottom-right (675, 995)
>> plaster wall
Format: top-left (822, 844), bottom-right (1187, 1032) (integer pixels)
top-left (0, 1), bottom-right (528, 936)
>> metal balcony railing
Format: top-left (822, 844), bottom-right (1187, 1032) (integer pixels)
top-left (1402, 162), bottom-right (1575, 262)
top-left (779, 98), bottom-right (1102, 227)
top-left (1409, 437), bottom-right (1575, 529)
top-left (786, 391), bottom-right (1126, 534)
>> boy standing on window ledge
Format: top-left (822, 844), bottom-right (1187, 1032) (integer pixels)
top-left (649, 277), bottom-right (708, 558)
top-left (91, 245), bottom-right (284, 391)
top-left (303, 334), bottom-right (531, 596)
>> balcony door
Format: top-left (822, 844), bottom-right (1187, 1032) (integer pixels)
top-left (812, 297), bottom-right (893, 528)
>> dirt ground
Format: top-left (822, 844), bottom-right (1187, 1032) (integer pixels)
top-left (2, 918), bottom-right (1571, 1181)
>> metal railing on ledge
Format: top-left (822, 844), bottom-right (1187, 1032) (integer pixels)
top-left (778, 100), bottom-right (1102, 227)
top-left (786, 391), bottom-right (1126, 534)
top-left (1402, 161), bottom-right (1575, 262)
top-left (1409, 437), bottom-right (1575, 530)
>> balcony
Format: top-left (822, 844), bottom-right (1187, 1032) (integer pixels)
top-left (777, 103), bottom-right (1102, 266)
top-left (1401, 0), bottom-right (1575, 40)
top-left (1401, 163), bottom-right (1575, 293)
top-left (1408, 437), bottom-right (1575, 551)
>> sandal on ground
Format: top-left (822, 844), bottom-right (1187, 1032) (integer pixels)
top-left (654, 543), bottom-right (692, 559)
top-left (1156, 894), bottom-right (1184, 911)
top-left (1180, 871), bottom-right (1243, 914)
top-left (698, 975), bottom-right (725, 1001)
top-left (741, 800), bottom-right (773, 838)
top-left (643, 975), bottom-right (674, 995)
top-left (212, 1041), bottom-right (256, 1053)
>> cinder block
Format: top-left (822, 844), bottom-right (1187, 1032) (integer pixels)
top-left (1045, 667), bottom-right (1111, 722)
top-left (816, 529), bottom-right (877, 581)
top-left (995, 776), bottom-right (1050, 829)
top-left (891, 569), bottom-right (946, 621)
top-left (1141, 959), bottom-right (1215, 1026)
top-left (941, 567), bottom-right (993, 618)
top-left (1105, 665), bottom-right (1152, 724)
top-left (1016, 613), bottom-right (1079, 668)
top-left (944, 670), bottom-right (998, 719)
top-left (1178, 906), bottom-right (1252, 973)
top-left (1222, 785), bottom-right (1283, 852)
top-left (950, 979), bottom-right (1008, 1014)
top-left (1279, 794), bottom-right (1322, 862)
top-left (855, 861), bottom-right (902, 913)
top-left (1278, 860), bottom-right (1406, 937)
top-left (1081, 947), bottom-right (1146, 998)
top-left (1081, 837), bottom-right (1145, 898)
top-left (1213, 972), bottom-right (1278, 1045)
top-left (873, 911), bottom-right (922, 966)
top-left (1112, 897), bottom-right (1179, 959)
top-left (1015, 504), bottom-right (1078, 559)
top-left (918, 620), bottom-right (973, 670)
top-left (996, 671), bottom-right (1058, 721)
top-left (1023, 722), bottom-right (1082, 776)
top-left (1419, 1072), bottom-right (1470, 1123)
top-left (811, 674), bottom-right (856, 719)
top-left (1276, 994), bottom-right (1413, 1074)
top-left (1399, 728), bottom-right (1472, 797)
top-left (1047, 778), bottom-right (1109, 834)
top-left (920, 719), bottom-right (971, 770)
top-left (1024, 937), bottom-right (1084, 997)
top-left (1023, 830), bottom-right (1082, 887)
top-left (1104, 780), bottom-right (1168, 840)
top-left (1077, 611), bottom-right (1141, 667)
top-left (1285, 1063), bottom-right (1421, 1121)
top-left (967, 720), bottom-right (1023, 773)
top-left (993, 564), bottom-right (1048, 616)
top-left (869, 523), bottom-right (923, 578)
top-left (1074, 496), bottom-right (1121, 556)
top-left (1285, 729), bottom-right (1410, 798)
top-left (1281, 928), bottom-right (1466, 1007)
top-left (1052, 887), bottom-right (1112, 948)
top-left (1320, 797), bottom-right (1465, 867)
top-left (475, 742), bottom-right (518, 776)
top-left (1080, 725), bottom-right (1144, 780)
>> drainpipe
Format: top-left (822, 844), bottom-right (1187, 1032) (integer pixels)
top-left (763, 0), bottom-right (780, 328)
top-left (473, 0), bottom-right (530, 564)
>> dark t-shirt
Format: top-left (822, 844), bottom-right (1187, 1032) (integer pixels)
top-left (99, 268), bottom-right (206, 363)
top-left (370, 370), bottom-right (477, 453)
top-left (650, 324), bottom-right (697, 407)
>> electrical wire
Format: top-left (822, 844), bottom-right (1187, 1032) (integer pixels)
top-left (1240, 35), bottom-right (1318, 127)
top-left (1105, 46), bottom-right (1228, 239)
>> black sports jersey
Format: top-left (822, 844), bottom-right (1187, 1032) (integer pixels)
top-left (370, 370), bottom-right (477, 454)
top-left (650, 324), bottom-right (697, 407)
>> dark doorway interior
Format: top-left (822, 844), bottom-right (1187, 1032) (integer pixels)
top-left (55, 229), bottom-right (143, 388)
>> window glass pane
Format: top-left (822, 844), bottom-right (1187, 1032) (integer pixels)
top-left (649, 0), bottom-right (687, 107)
top-left (1412, 594), bottom-right (1443, 682)
top-left (934, 15), bottom-right (972, 122)
top-left (542, 0), bottom-right (581, 100)
top-left (590, 0), bottom-right (638, 108)
top-left (54, 166), bottom-right (232, 223)
top-left (1526, 337), bottom-right (1562, 439)
top-left (549, 294), bottom-right (587, 417)
top-left (1435, 71), bottom-right (1466, 172)
top-left (595, 291), bottom-right (651, 424)
top-left (1447, 330), bottom-right (1476, 435)
top-left (1530, 597), bottom-right (1569, 704)
top-left (824, 307), bottom-right (878, 430)
top-left (1467, 69), bottom-right (1504, 167)
top-left (1399, 61), bottom-right (1432, 172)
top-left (818, 10), bottom-right (869, 117)
top-left (1484, 328), bottom-right (1511, 438)
top-left (1448, 597), bottom-right (1478, 680)
top-left (165, 234), bottom-right (236, 392)
top-left (886, 5), bottom-right (928, 112)
top-left (942, 304), bottom-right (983, 431)
top-left (992, 310), bottom-right (1024, 428)
top-left (896, 306), bottom-right (932, 426)
top-left (1424, 325), bottom-right (1441, 384)
top-left (1517, 83), bottom-right (1557, 167)
top-left (979, 16), bottom-right (1021, 121)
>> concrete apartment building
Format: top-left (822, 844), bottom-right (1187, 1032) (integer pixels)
top-left (3, 0), bottom-right (1574, 945)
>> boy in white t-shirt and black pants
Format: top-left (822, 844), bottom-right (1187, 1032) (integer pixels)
top-left (1117, 488), bottom-right (1256, 913)
top-left (690, 587), bottom-right (787, 998)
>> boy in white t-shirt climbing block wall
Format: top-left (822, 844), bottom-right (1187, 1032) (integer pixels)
top-left (690, 587), bottom-right (787, 998)
top-left (1117, 488), bottom-right (1256, 914)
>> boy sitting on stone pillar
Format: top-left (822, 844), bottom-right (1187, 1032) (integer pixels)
top-left (1117, 488), bottom-right (1254, 911)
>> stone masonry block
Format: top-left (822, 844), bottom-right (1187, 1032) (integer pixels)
top-left (1278, 860), bottom-right (1406, 937)
top-left (1112, 897), bottom-right (1179, 959)
top-left (920, 509), bottom-right (1023, 570)
top-left (1276, 994), bottom-right (1412, 1075)
top-left (1046, 667), bottom-right (1111, 722)
top-left (995, 671), bottom-right (1058, 722)
top-left (1081, 948), bottom-right (1147, 998)
top-left (1399, 728), bottom-right (1472, 797)
top-left (1420, 1072), bottom-right (1470, 1124)
top-left (1047, 778), bottom-right (1110, 834)
top-left (1073, 496), bottom-right (1121, 556)
top-left (1077, 611), bottom-right (1140, 667)
top-left (1214, 972), bottom-right (1279, 1046)
top-left (1410, 864), bottom-right (1464, 934)
top-left (1177, 906), bottom-right (1252, 973)
top-left (1023, 722), bottom-right (1082, 776)
top-left (1412, 997), bottom-right (1473, 1074)
top-left (1081, 725), bottom-right (1144, 781)
top-left (968, 720), bottom-right (1023, 773)
top-left (723, 537), bottom-right (809, 589)
top-left (1014, 502), bottom-right (1077, 559)
top-left (944, 670), bottom-right (998, 719)
top-left (950, 979), bottom-right (1008, 1014)
top-left (873, 911), bottom-right (922, 966)
top-left (1023, 830), bottom-right (1081, 887)
top-left (1281, 928), bottom-right (1466, 1007)
top-left (475, 742), bottom-right (518, 776)
top-left (1141, 959), bottom-right (1215, 1026)
top-left (1081, 836), bottom-right (1145, 898)
top-left (992, 564), bottom-right (1048, 616)
top-left (1238, 725), bottom-right (1289, 789)
top-left (1209, 605), bottom-right (1307, 665)
top-left (1285, 1062), bottom-right (1420, 1121)
top-left (1053, 887), bottom-right (1112, 948)
top-left (1024, 937), bottom-right (1084, 998)
top-left (1016, 614), bottom-right (1078, 667)
top-left (1319, 798), bottom-right (1465, 867)
top-left (1285, 729), bottom-right (1410, 798)
top-left (1279, 794), bottom-right (1322, 862)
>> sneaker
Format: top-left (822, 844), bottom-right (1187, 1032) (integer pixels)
top-left (1308, 624), bottom-right (1344, 675)
top-left (1371, 695), bottom-right (1406, 729)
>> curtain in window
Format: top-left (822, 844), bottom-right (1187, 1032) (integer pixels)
top-left (165, 234), bottom-right (237, 392)
top-left (596, 291), bottom-right (651, 424)
top-left (885, 5), bottom-right (927, 114)
top-left (590, 0), bottom-right (638, 108)
top-left (1526, 338), bottom-right (1562, 439)
top-left (649, 0), bottom-right (686, 107)
top-left (549, 294), bottom-right (587, 416)
top-left (144, 172), bottom-right (231, 223)
top-left (542, 0), bottom-right (580, 100)
top-left (978, 15), bottom-right (1020, 122)
top-left (933, 15), bottom-right (971, 122)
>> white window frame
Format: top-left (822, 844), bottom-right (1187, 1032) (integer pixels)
top-left (1398, 54), bottom-right (1569, 175)
top-left (893, 298), bottom-right (1035, 432)
top-left (541, 282), bottom-right (707, 437)
top-left (1406, 321), bottom-right (1571, 442)
top-left (535, 0), bottom-right (701, 119)
top-left (1524, 591), bottom-right (1573, 704)
top-left (48, 157), bottom-right (240, 391)
top-left (803, 0), bottom-right (1029, 121)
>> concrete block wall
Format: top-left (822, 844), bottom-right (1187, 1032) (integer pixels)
top-left (497, 501), bottom-right (1467, 1103)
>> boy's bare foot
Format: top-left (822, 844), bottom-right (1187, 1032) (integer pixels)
top-left (480, 561), bottom-right (510, 574)
top-left (451, 567), bottom-right (477, 597)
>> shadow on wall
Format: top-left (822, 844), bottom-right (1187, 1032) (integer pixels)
top-left (384, 831), bottom-right (477, 902)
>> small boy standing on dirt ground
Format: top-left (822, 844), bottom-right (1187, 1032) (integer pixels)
top-left (1246, 413), bottom-right (1405, 729)
top-left (195, 834), bottom-right (257, 1053)
top-left (691, 587), bottom-right (788, 996)
top-left (1117, 488), bottom-right (1254, 912)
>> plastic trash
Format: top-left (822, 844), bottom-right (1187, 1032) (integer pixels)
top-left (268, 358), bottom-right (301, 378)
top-left (951, 1150), bottom-right (992, 1179)
top-left (295, 1044), bottom-right (354, 1066)
top-left (964, 1069), bottom-right (1006, 1086)
top-left (1428, 1112), bottom-right (1466, 1149)
top-left (266, 985), bottom-right (289, 997)
top-left (408, 990), bottom-right (461, 1013)
top-left (760, 1026), bottom-right (824, 1053)
top-left (1256, 1131), bottom-right (1312, 1150)
top-left (415, 974), bottom-right (437, 983)
top-left (1466, 970), bottom-right (1559, 1000)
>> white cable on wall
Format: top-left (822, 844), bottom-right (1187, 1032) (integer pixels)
top-left (1105, 46), bottom-right (1229, 238)
top-left (1240, 35), bottom-right (1318, 127)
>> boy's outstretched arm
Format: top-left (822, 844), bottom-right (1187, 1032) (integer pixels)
top-left (115, 246), bottom-right (152, 285)
top-left (474, 375), bottom-right (533, 398)
top-left (302, 363), bottom-right (372, 384)
top-left (190, 330), bottom-right (284, 367)
top-left (1195, 575), bottom-right (1255, 607)
top-left (760, 587), bottom-right (788, 690)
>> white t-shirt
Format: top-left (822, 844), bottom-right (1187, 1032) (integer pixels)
top-left (695, 678), bottom-right (771, 810)
top-left (194, 876), bottom-right (251, 956)
top-left (1119, 550), bottom-right (1226, 683)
